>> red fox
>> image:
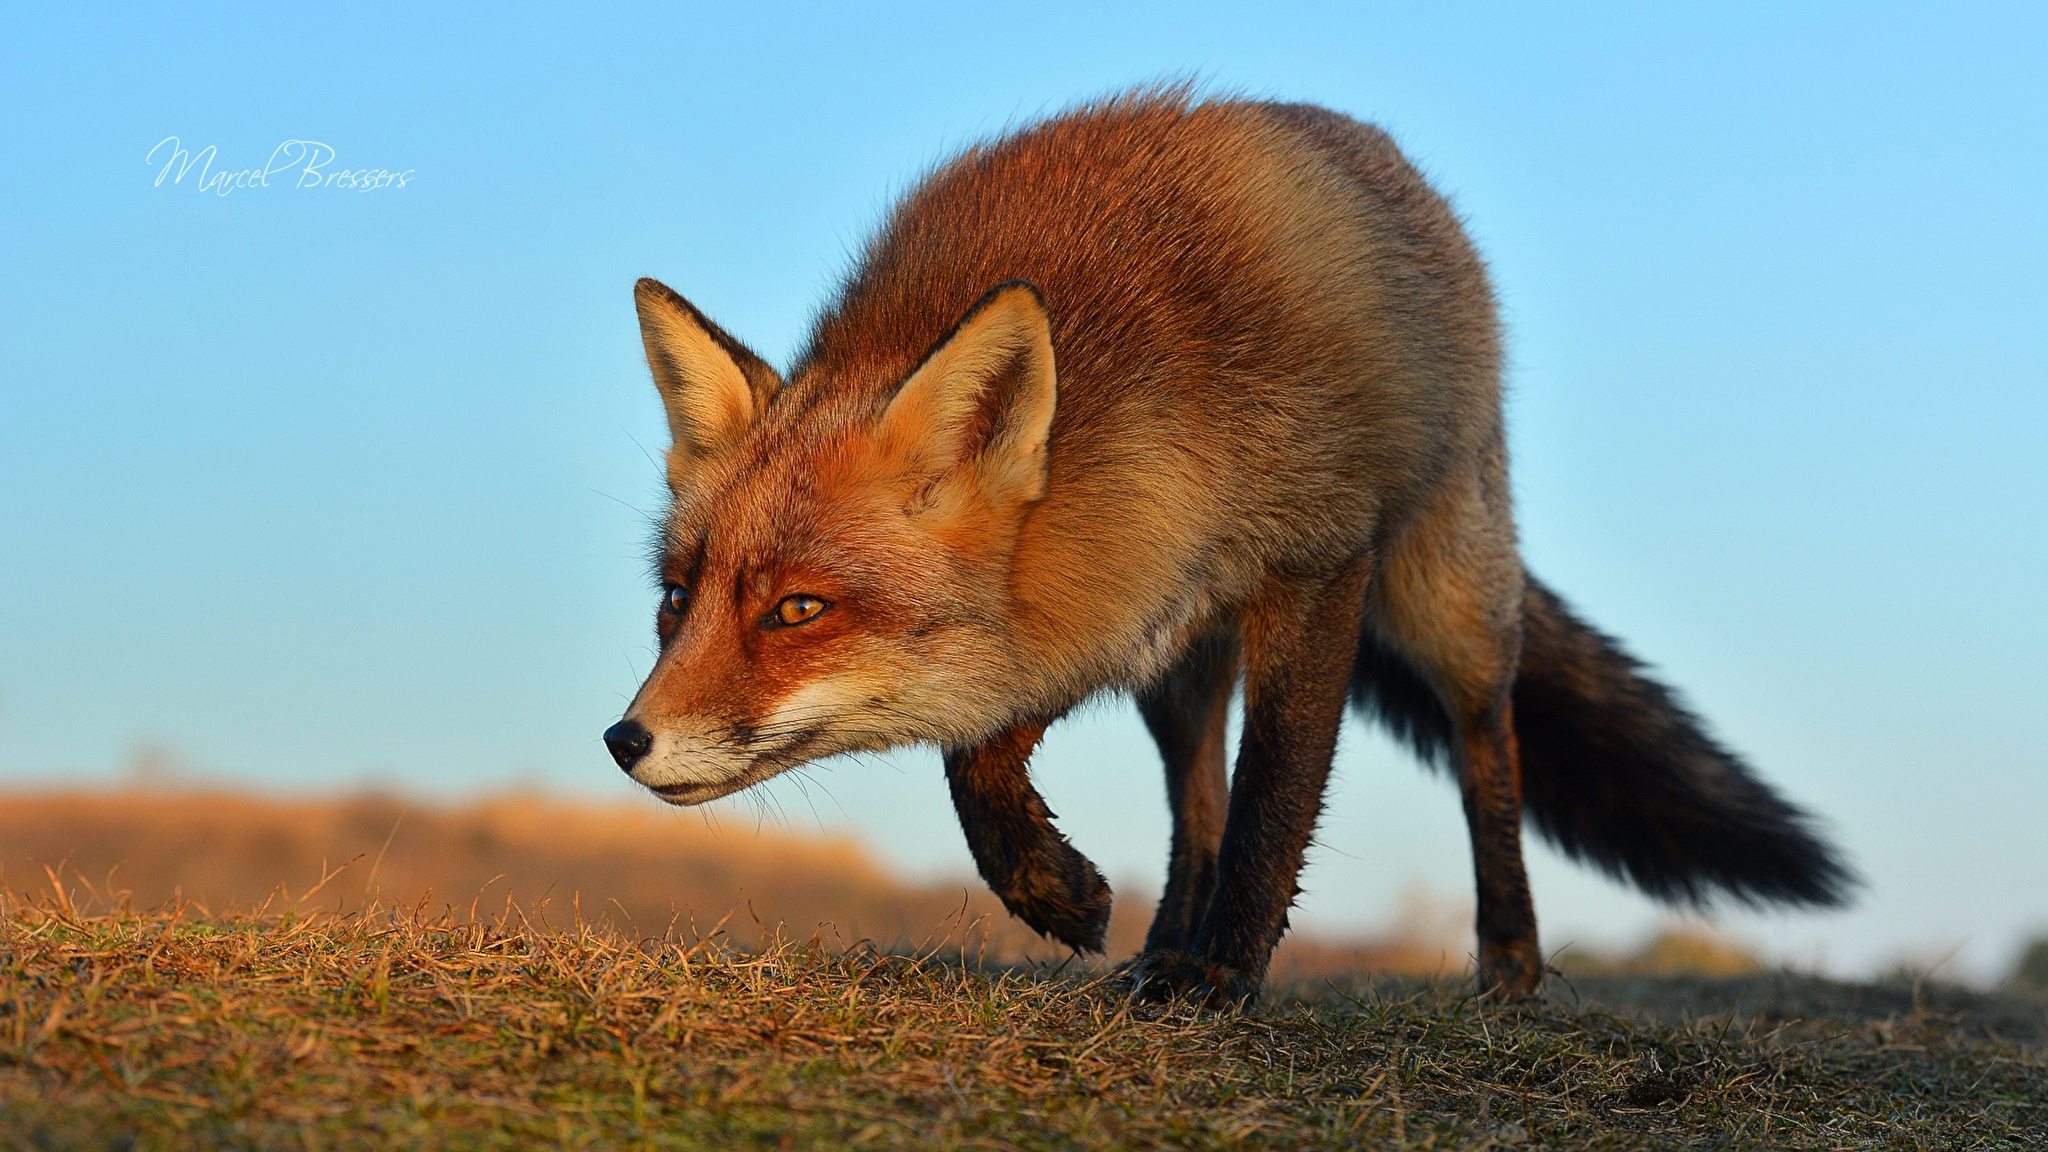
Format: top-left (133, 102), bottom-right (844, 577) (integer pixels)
top-left (603, 90), bottom-right (1851, 1002)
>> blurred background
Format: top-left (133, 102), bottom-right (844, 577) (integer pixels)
top-left (1, 3), bottom-right (2043, 983)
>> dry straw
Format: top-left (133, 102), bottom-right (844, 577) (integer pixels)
top-left (3, 860), bottom-right (2042, 1149)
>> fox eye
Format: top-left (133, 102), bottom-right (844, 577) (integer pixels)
top-left (775, 595), bottom-right (828, 626)
top-left (661, 583), bottom-right (689, 614)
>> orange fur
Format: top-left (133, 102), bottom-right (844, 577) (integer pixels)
top-left (606, 89), bottom-right (1850, 1001)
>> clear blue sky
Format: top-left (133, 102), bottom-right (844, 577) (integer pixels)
top-left (2, 3), bottom-right (2042, 980)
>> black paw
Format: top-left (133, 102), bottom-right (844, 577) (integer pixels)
top-left (1115, 949), bottom-right (1258, 1008)
top-left (1476, 937), bottom-right (1545, 1000)
top-left (994, 845), bottom-right (1112, 953)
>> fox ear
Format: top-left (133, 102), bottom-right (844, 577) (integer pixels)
top-left (634, 278), bottom-right (781, 487)
top-left (878, 281), bottom-right (1057, 506)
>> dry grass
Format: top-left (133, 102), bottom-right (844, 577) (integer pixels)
top-left (2, 883), bottom-right (2043, 1150)
top-left (2, 789), bottom-right (2043, 1148)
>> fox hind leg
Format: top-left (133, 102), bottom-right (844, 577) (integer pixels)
top-left (1136, 626), bottom-right (1239, 951)
top-left (1457, 694), bottom-right (1542, 994)
top-left (1367, 473), bottom-right (1542, 996)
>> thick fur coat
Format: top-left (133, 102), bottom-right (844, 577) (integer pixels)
top-left (604, 91), bottom-right (1851, 1002)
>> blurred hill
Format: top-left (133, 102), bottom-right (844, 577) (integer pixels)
top-left (3, 785), bottom-right (1907, 985)
top-left (0, 786), bottom-right (1475, 978)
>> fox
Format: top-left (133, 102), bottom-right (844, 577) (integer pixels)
top-left (602, 89), bottom-right (1852, 1003)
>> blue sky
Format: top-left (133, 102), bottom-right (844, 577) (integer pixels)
top-left (2, 3), bottom-right (2043, 980)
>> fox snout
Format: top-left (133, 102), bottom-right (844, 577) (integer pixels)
top-left (604, 699), bottom-right (802, 805)
top-left (602, 719), bottom-right (652, 771)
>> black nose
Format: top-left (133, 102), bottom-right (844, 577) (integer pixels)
top-left (603, 719), bottom-right (652, 771)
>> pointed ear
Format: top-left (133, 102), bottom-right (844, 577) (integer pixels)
top-left (634, 278), bottom-right (781, 484)
top-left (878, 281), bottom-right (1057, 506)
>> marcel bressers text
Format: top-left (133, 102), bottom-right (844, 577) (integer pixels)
top-left (146, 138), bottom-right (413, 196)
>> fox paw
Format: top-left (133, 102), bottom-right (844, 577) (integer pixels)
top-left (1476, 938), bottom-right (1545, 1000)
top-left (994, 849), bottom-right (1113, 954)
top-left (1116, 949), bottom-right (1258, 1009)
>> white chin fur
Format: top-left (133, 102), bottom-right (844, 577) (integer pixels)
top-left (628, 730), bottom-right (767, 804)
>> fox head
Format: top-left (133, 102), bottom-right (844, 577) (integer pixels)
top-left (604, 277), bottom-right (1058, 804)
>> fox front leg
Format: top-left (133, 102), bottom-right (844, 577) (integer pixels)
top-left (1126, 561), bottom-right (1372, 1006)
top-left (944, 720), bottom-right (1113, 952)
top-left (1135, 627), bottom-right (1238, 951)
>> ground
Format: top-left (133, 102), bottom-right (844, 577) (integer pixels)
top-left (3, 893), bottom-right (2043, 1150)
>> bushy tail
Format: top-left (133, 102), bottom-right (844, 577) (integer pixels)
top-left (1512, 577), bottom-right (1853, 906)
top-left (1351, 574), bottom-right (1855, 909)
